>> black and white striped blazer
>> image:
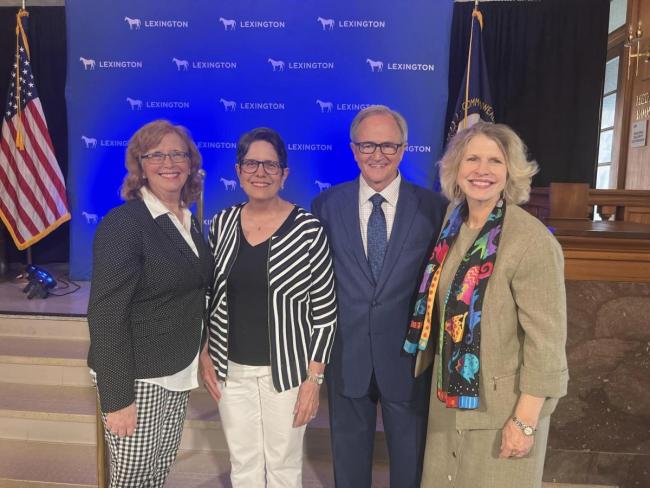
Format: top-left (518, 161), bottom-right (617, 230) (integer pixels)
top-left (207, 204), bottom-right (337, 392)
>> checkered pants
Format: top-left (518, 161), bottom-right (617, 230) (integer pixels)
top-left (99, 381), bottom-right (190, 488)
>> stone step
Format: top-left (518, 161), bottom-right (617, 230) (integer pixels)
top-left (0, 381), bottom-right (387, 462)
top-left (0, 438), bottom-right (615, 488)
top-left (0, 438), bottom-right (96, 488)
top-left (0, 335), bottom-right (91, 387)
top-left (0, 382), bottom-right (225, 451)
top-left (0, 314), bottom-right (89, 341)
top-left (167, 449), bottom-right (390, 488)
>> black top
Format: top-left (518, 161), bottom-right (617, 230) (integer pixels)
top-left (227, 233), bottom-right (271, 366)
top-left (227, 206), bottom-right (299, 366)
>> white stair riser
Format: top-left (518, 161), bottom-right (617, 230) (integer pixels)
top-left (0, 411), bottom-right (372, 461)
top-left (0, 480), bottom-right (95, 488)
top-left (0, 416), bottom-right (96, 445)
top-left (0, 414), bottom-right (229, 453)
top-left (0, 316), bottom-right (89, 341)
top-left (179, 425), bottom-right (227, 452)
top-left (0, 363), bottom-right (93, 387)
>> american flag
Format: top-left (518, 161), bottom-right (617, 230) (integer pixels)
top-left (0, 9), bottom-right (69, 250)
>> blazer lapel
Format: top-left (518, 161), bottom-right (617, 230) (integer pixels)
top-left (338, 179), bottom-right (374, 285)
top-left (154, 214), bottom-right (201, 270)
top-left (190, 216), bottom-right (212, 283)
top-left (374, 180), bottom-right (419, 296)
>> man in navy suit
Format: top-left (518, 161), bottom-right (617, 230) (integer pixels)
top-left (312, 105), bottom-right (447, 487)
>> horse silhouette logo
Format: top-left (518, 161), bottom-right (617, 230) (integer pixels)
top-left (172, 58), bottom-right (189, 71)
top-left (126, 97), bottom-right (143, 110)
top-left (219, 17), bottom-right (236, 31)
top-left (316, 99), bottom-right (333, 113)
top-left (220, 177), bottom-right (237, 191)
top-left (79, 57), bottom-right (96, 70)
top-left (317, 17), bottom-right (334, 30)
top-left (81, 135), bottom-right (97, 148)
top-left (82, 211), bottom-right (98, 224)
top-left (268, 58), bottom-right (285, 71)
top-left (219, 98), bottom-right (236, 111)
top-left (315, 180), bottom-right (331, 191)
top-left (366, 58), bottom-right (383, 72)
top-left (124, 17), bottom-right (141, 30)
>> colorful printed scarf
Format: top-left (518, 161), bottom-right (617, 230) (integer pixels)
top-left (403, 200), bottom-right (505, 409)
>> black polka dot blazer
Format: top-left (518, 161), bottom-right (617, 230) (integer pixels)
top-left (87, 198), bottom-right (211, 413)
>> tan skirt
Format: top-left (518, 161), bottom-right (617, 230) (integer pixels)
top-left (420, 382), bottom-right (550, 488)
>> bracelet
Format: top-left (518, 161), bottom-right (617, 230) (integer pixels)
top-left (511, 416), bottom-right (536, 436)
top-left (306, 372), bottom-right (324, 385)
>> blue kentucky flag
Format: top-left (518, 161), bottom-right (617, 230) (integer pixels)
top-left (447, 2), bottom-right (494, 141)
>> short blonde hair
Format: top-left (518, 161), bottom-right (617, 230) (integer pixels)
top-left (120, 119), bottom-right (203, 203)
top-left (439, 122), bottom-right (539, 205)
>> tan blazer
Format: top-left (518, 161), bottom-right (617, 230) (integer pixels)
top-left (415, 204), bottom-right (569, 430)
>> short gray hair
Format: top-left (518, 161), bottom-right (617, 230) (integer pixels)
top-left (439, 122), bottom-right (539, 205)
top-left (349, 105), bottom-right (408, 143)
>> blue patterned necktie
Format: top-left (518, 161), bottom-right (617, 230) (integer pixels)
top-left (367, 193), bottom-right (387, 282)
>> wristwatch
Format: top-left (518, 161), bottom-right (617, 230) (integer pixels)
top-left (306, 373), bottom-right (325, 385)
top-left (511, 416), bottom-right (536, 436)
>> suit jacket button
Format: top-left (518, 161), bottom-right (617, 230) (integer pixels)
top-left (371, 300), bottom-right (378, 307)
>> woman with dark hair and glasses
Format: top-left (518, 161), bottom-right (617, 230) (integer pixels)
top-left (87, 119), bottom-right (211, 486)
top-left (199, 127), bottom-right (337, 487)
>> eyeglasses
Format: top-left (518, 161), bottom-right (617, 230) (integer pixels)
top-left (353, 141), bottom-right (404, 155)
top-left (239, 159), bottom-right (283, 175)
top-left (140, 151), bottom-right (190, 165)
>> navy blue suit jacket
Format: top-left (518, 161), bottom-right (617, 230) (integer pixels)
top-left (312, 177), bottom-right (447, 402)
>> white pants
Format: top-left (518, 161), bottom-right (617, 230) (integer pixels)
top-left (219, 361), bottom-right (306, 488)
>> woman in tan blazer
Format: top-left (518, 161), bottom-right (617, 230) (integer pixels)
top-left (404, 122), bottom-right (568, 487)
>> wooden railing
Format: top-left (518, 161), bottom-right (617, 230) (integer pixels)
top-left (527, 183), bottom-right (650, 223)
top-left (524, 183), bottom-right (650, 282)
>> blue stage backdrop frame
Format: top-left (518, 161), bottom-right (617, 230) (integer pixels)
top-left (66, 0), bottom-right (453, 280)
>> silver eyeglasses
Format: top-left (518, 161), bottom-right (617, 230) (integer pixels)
top-left (239, 159), bottom-right (283, 175)
top-left (353, 141), bottom-right (404, 155)
top-left (140, 151), bottom-right (190, 165)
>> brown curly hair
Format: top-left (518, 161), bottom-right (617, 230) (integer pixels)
top-left (120, 119), bottom-right (203, 204)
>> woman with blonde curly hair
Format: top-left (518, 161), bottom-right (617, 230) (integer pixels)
top-left (87, 119), bottom-right (211, 486)
top-left (404, 122), bottom-right (568, 487)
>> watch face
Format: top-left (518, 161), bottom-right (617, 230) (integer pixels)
top-left (523, 426), bottom-right (534, 436)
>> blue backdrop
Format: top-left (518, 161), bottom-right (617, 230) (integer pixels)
top-left (66, 0), bottom-right (453, 279)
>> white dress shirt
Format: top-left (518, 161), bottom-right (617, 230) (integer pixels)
top-left (137, 187), bottom-right (200, 391)
top-left (358, 172), bottom-right (401, 256)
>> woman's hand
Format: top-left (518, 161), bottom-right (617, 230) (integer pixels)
top-left (199, 344), bottom-right (221, 403)
top-left (499, 393), bottom-right (544, 459)
top-left (105, 402), bottom-right (137, 437)
top-left (499, 418), bottom-right (534, 458)
top-left (293, 361), bottom-right (324, 427)
top-left (293, 380), bottom-right (320, 427)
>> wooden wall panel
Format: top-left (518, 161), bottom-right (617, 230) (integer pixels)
top-left (625, 0), bottom-right (650, 190)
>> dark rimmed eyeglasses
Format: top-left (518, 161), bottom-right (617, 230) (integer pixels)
top-left (140, 151), bottom-right (190, 165)
top-left (239, 159), bottom-right (284, 175)
top-left (353, 141), bottom-right (404, 155)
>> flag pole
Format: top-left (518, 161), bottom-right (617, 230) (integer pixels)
top-left (18, 2), bottom-right (30, 265)
top-left (463, 3), bottom-right (478, 128)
